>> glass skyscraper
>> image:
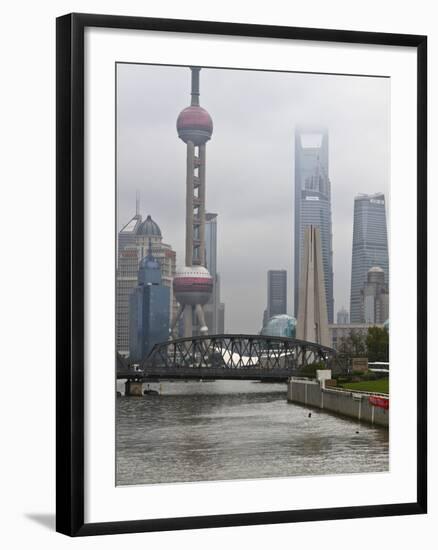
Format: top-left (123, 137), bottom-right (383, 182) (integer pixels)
top-left (294, 128), bottom-right (334, 323)
top-left (350, 193), bottom-right (389, 323)
top-left (204, 212), bottom-right (225, 334)
top-left (267, 270), bottom-right (287, 319)
top-left (129, 243), bottom-right (170, 362)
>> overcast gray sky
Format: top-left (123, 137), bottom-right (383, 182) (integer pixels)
top-left (117, 63), bottom-right (390, 334)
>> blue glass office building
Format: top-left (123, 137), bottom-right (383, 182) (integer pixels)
top-left (294, 128), bottom-right (334, 323)
top-left (129, 244), bottom-right (170, 362)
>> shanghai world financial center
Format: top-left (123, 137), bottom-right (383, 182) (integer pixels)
top-left (294, 128), bottom-right (334, 323)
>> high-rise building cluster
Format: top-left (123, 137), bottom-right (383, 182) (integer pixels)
top-left (116, 205), bottom-right (227, 358)
top-left (116, 66), bottom-right (389, 360)
top-left (291, 131), bottom-right (389, 346)
top-left (116, 67), bottom-right (226, 361)
top-left (116, 209), bottom-right (176, 356)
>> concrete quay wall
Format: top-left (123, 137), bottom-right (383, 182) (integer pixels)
top-left (287, 379), bottom-right (388, 427)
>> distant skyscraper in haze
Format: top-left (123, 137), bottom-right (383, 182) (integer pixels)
top-left (361, 266), bottom-right (389, 324)
top-left (204, 213), bottom-right (225, 333)
top-left (267, 270), bottom-right (287, 319)
top-left (294, 128), bottom-right (334, 323)
top-left (337, 307), bottom-right (349, 325)
top-left (116, 245), bottom-right (139, 355)
top-left (205, 213), bottom-right (218, 279)
top-left (350, 193), bottom-right (389, 323)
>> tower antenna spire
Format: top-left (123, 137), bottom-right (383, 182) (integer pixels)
top-left (190, 67), bottom-right (200, 106)
top-left (136, 190), bottom-right (140, 217)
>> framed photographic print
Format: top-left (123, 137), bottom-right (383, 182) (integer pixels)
top-left (56, 13), bottom-right (427, 536)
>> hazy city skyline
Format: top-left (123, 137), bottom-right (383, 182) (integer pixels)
top-left (117, 63), bottom-right (390, 333)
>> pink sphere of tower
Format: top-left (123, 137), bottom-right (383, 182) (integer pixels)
top-left (173, 266), bottom-right (213, 306)
top-left (177, 105), bottom-right (213, 145)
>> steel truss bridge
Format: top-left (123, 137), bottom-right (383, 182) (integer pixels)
top-left (118, 334), bottom-right (337, 382)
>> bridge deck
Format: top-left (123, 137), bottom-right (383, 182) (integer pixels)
top-left (118, 366), bottom-right (298, 382)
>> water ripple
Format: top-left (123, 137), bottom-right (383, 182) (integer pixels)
top-left (116, 380), bottom-right (388, 485)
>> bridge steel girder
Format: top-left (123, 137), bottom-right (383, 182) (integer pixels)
top-left (134, 334), bottom-right (336, 380)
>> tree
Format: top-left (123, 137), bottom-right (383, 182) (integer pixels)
top-left (366, 326), bottom-right (389, 362)
top-left (338, 329), bottom-right (367, 358)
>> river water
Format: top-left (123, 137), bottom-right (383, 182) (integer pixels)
top-left (116, 380), bottom-right (388, 486)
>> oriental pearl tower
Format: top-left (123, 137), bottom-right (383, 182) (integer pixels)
top-left (171, 67), bottom-right (214, 337)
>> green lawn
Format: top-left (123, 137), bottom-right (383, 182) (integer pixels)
top-left (339, 378), bottom-right (389, 395)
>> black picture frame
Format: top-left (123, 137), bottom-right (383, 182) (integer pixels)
top-left (56, 12), bottom-right (427, 537)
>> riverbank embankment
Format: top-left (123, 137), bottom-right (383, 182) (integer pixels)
top-left (287, 376), bottom-right (389, 427)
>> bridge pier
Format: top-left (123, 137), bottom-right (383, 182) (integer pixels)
top-left (125, 380), bottom-right (144, 397)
